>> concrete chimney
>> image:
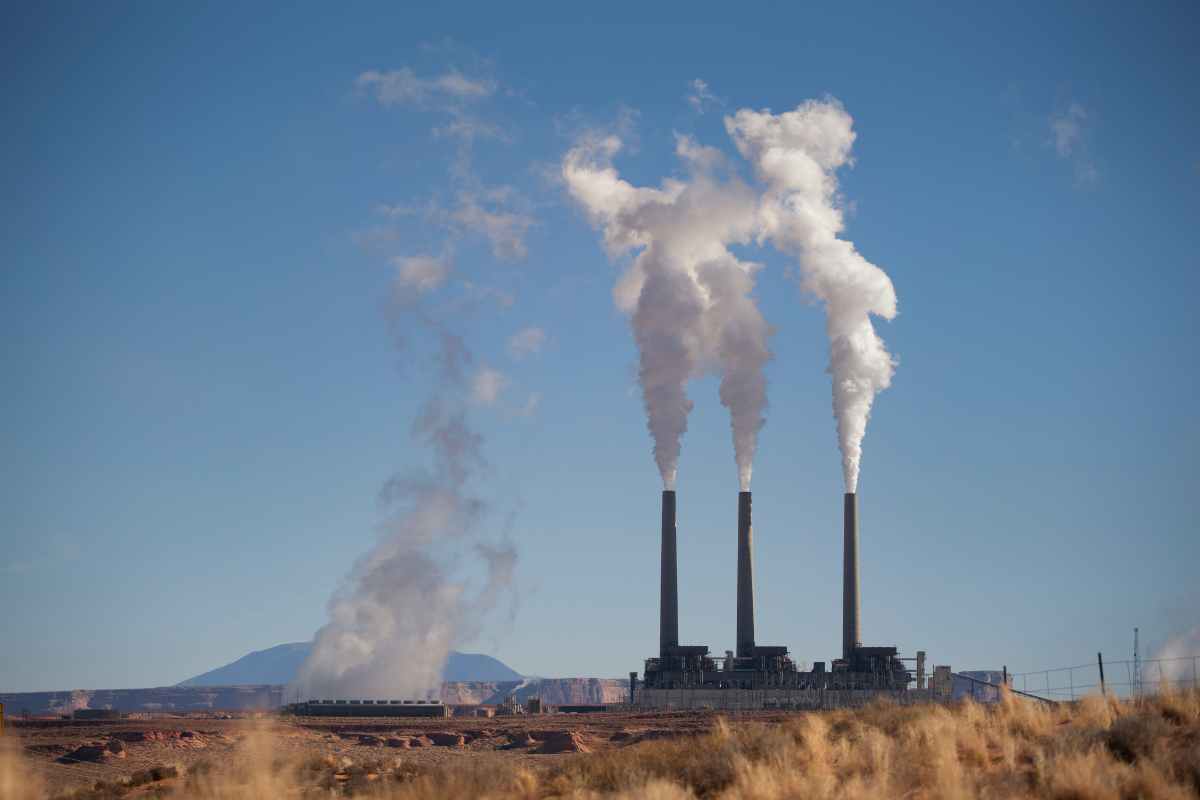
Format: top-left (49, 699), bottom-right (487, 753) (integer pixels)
top-left (842, 492), bottom-right (861, 660)
top-left (736, 491), bottom-right (755, 657)
top-left (660, 490), bottom-right (678, 657)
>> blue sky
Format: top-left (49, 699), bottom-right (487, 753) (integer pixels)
top-left (1, 1), bottom-right (1197, 693)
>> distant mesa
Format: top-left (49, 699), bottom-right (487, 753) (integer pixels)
top-left (0, 645), bottom-right (630, 715)
top-left (175, 643), bottom-right (310, 687)
top-left (175, 642), bottom-right (525, 687)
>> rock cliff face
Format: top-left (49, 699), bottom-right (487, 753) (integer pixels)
top-left (1, 679), bottom-right (629, 714)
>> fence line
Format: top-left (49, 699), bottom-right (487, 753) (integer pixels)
top-left (951, 672), bottom-right (1056, 705)
top-left (1008, 655), bottom-right (1198, 701)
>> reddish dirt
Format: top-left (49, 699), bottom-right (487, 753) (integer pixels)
top-left (5, 710), bottom-right (798, 796)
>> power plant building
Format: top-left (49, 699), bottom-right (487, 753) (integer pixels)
top-left (281, 700), bottom-right (450, 718)
top-left (633, 491), bottom-right (930, 709)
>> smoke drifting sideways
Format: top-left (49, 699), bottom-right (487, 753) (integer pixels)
top-left (727, 99), bottom-right (898, 493)
top-left (562, 133), bottom-right (776, 491)
top-left (295, 267), bottom-right (516, 702)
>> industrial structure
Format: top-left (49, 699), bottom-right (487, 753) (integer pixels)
top-left (1133, 627), bottom-right (1142, 697)
top-left (633, 491), bottom-right (936, 709)
top-left (73, 709), bottom-right (121, 720)
top-left (281, 700), bottom-right (449, 717)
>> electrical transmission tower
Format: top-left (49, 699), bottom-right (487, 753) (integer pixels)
top-left (1133, 627), bottom-right (1141, 697)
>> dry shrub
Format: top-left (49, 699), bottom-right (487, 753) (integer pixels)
top-left (392, 761), bottom-right (435, 784)
top-left (1145, 682), bottom-right (1200, 726)
top-left (126, 771), bottom-right (153, 788)
top-left (617, 778), bottom-right (696, 800)
top-left (995, 690), bottom-right (1058, 739)
top-left (1105, 713), bottom-right (1171, 763)
top-left (543, 723), bottom-right (741, 798)
top-left (1073, 692), bottom-right (1123, 730)
top-left (293, 753), bottom-right (341, 792)
top-left (296, 754), bottom-right (338, 773)
top-left (150, 765), bottom-right (179, 782)
top-left (1042, 751), bottom-right (1124, 800)
top-left (10, 689), bottom-right (1200, 800)
top-left (1170, 745), bottom-right (1200, 797)
top-left (126, 765), bottom-right (178, 788)
top-left (852, 697), bottom-right (929, 737)
top-left (344, 758), bottom-right (390, 776)
top-left (388, 757), bottom-right (537, 800)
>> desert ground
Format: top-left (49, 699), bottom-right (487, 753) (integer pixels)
top-left (3, 708), bottom-right (747, 797)
top-left (4, 689), bottom-right (1199, 799)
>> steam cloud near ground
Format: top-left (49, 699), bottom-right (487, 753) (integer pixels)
top-left (1151, 589), bottom-right (1200, 686)
top-left (296, 301), bottom-right (516, 701)
top-left (1155, 622), bottom-right (1200, 684)
top-left (564, 96), bottom-right (897, 493)
top-left (296, 61), bottom-right (522, 700)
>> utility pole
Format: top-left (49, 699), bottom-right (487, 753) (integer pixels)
top-left (1133, 628), bottom-right (1141, 697)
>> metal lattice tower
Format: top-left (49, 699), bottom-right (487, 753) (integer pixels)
top-left (1133, 627), bottom-right (1142, 696)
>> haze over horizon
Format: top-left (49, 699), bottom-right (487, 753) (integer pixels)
top-left (1, 1), bottom-right (1197, 695)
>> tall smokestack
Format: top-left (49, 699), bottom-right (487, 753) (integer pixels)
top-left (736, 491), bottom-right (755, 657)
top-left (842, 492), bottom-right (861, 660)
top-left (660, 490), bottom-right (678, 657)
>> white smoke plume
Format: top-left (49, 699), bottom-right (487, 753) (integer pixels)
top-left (297, 55), bottom-right (525, 702)
top-left (1150, 586), bottom-right (1200, 688)
top-left (296, 286), bottom-right (517, 700)
top-left (562, 132), bottom-right (775, 490)
top-left (727, 99), bottom-right (898, 493)
top-left (1153, 621), bottom-right (1200, 687)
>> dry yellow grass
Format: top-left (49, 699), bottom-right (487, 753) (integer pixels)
top-left (9, 686), bottom-right (1198, 800)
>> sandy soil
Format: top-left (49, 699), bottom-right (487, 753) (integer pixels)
top-left (5, 710), bottom-right (790, 797)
